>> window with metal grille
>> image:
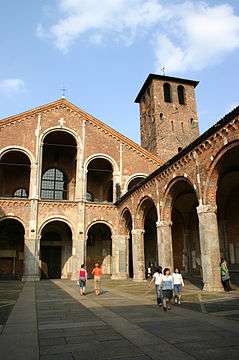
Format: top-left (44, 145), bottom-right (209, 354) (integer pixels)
top-left (41, 168), bottom-right (67, 200)
top-left (13, 188), bottom-right (28, 198)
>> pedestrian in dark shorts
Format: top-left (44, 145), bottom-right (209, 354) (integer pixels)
top-left (161, 268), bottom-right (174, 311)
top-left (79, 264), bottom-right (87, 296)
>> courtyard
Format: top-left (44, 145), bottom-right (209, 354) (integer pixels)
top-left (0, 279), bottom-right (239, 360)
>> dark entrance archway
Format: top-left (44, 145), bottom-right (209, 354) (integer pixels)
top-left (87, 158), bottom-right (113, 203)
top-left (122, 209), bottom-right (133, 278)
top-left (86, 223), bottom-right (112, 276)
top-left (216, 145), bottom-right (239, 273)
top-left (40, 221), bottom-right (72, 279)
top-left (0, 218), bottom-right (24, 279)
top-left (139, 198), bottom-right (158, 274)
top-left (170, 179), bottom-right (200, 275)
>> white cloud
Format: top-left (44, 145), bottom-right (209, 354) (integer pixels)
top-left (154, 2), bottom-right (239, 73)
top-left (38, 0), bottom-right (165, 52)
top-left (0, 79), bottom-right (25, 95)
top-left (37, 1), bottom-right (239, 73)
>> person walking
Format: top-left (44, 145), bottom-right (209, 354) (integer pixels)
top-left (172, 268), bottom-right (184, 304)
top-left (161, 268), bottom-right (174, 311)
top-left (149, 266), bottom-right (163, 306)
top-left (91, 263), bottom-right (102, 295)
top-left (79, 264), bottom-right (87, 296)
top-left (220, 258), bottom-right (232, 291)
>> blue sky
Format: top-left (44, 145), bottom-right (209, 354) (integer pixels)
top-left (1, 0), bottom-right (239, 143)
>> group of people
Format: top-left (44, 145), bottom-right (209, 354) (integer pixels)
top-left (78, 258), bottom-right (232, 301)
top-left (78, 263), bottom-right (102, 296)
top-left (149, 266), bottom-right (184, 311)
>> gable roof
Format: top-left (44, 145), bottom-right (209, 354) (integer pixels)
top-left (0, 98), bottom-right (162, 165)
top-left (135, 73), bottom-right (199, 103)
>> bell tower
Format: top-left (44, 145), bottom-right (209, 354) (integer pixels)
top-left (135, 74), bottom-right (200, 163)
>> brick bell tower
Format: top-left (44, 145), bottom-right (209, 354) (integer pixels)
top-left (135, 74), bottom-right (200, 163)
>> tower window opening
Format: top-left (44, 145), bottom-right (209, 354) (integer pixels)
top-left (163, 83), bottom-right (172, 103)
top-left (181, 122), bottom-right (184, 132)
top-left (160, 113), bottom-right (164, 121)
top-left (171, 121), bottom-right (174, 131)
top-left (178, 85), bottom-right (185, 105)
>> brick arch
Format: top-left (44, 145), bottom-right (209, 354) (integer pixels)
top-left (123, 173), bottom-right (147, 193)
top-left (120, 207), bottom-right (133, 235)
top-left (84, 153), bottom-right (119, 174)
top-left (203, 140), bottom-right (239, 206)
top-left (161, 176), bottom-right (199, 221)
top-left (38, 216), bottom-right (74, 237)
top-left (135, 195), bottom-right (158, 229)
top-left (0, 146), bottom-right (34, 165)
top-left (0, 215), bottom-right (26, 230)
top-left (86, 220), bottom-right (114, 235)
top-left (40, 126), bottom-right (80, 148)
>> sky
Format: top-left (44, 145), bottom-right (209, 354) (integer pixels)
top-left (1, 0), bottom-right (239, 143)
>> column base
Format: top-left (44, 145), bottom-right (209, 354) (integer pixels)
top-left (202, 283), bottom-right (224, 292)
top-left (111, 273), bottom-right (128, 280)
top-left (22, 275), bottom-right (40, 282)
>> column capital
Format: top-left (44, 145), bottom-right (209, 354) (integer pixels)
top-left (156, 220), bottom-right (172, 228)
top-left (197, 204), bottom-right (217, 215)
top-left (131, 229), bottom-right (145, 235)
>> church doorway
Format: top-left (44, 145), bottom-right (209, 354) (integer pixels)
top-left (0, 218), bottom-right (24, 279)
top-left (40, 221), bottom-right (72, 279)
top-left (170, 179), bottom-right (200, 276)
top-left (86, 223), bottom-right (112, 276)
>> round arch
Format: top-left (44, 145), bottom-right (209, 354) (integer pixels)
top-left (120, 207), bottom-right (134, 278)
top-left (161, 176), bottom-right (198, 221)
top-left (86, 221), bottom-right (112, 275)
top-left (86, 220), bottom-right (114, 235)
top-left (162, 176), bottom-right (201, 275)
top-left (40, 126), bottom-right (80, 148)
top-left (39, 219), bottom-right (73, 279)
top-left (38, 216), bottom-right (74, 237)
top-left (84, 153), bottom-right (119, 174)
top-left (0, 217), bottom-right (25, 279)
top-left (203, 140), bottom-right (239, 205)
top-left (136, 195), bottom-right (158, 228)
top-left (124, 173), bottom-right (147, 193)
top-left (0, 146), bottom-right (34, 165)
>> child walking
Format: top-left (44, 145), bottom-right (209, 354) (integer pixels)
top-left (161, 268), bottom-right (174, 311)
top-left (149, 266), bottom-right (163, 306)
top-left (172, 268), bottom-right (184, 304)
top-left (79, 264), bottom-right (87, 296)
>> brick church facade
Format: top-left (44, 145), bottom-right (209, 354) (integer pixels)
top-left (0, 74), bottom-right (239, 291)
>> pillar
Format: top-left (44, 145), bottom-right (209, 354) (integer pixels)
top-left (197, 205), bottom-right (223, 292)
top-left (111, 234), bottom-right (128, 279)
top-left (156, 221), bottom-right (174, 270)
top-left (131, 229), bottom-right (145, 281)
top-left (71, 233), bottom-right (85, 280)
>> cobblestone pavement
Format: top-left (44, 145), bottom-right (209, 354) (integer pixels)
top-left (0, 281), bottom-right (23, 329)
top-left (1, 279), bottom-right (239, 360)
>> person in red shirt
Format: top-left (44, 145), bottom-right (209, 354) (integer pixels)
top-left (91, 263), bottom-right (102, 295)
top-left (79, 264), bottom-right (87, 296)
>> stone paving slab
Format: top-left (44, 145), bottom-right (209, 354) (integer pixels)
top-left (1, 279), bottom-right (239, 360)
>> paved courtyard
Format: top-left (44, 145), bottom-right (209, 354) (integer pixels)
top-left (0, 279), bottom-right (239, 360)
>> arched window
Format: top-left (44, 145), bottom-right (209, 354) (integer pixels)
top-left (163, 83), bottom-right (172, 103)
top-left (177, 85), bottom-right (185, 105)
top-left (41, 168), bottom-right (67, 200)
top-left (13, 188), bottom-right (28, 198)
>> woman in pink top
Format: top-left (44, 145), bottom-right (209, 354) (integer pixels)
top-left (79, 264), bottom-right (87, 296)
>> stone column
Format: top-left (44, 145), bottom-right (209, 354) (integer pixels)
top-left (111, 234), bottom-right (128, 279)
top-left (197, 205), bottom-right (223, 292)
top-left (131, 229), bottom-right (145, 281)
top-left (156, 221), bottom-right (174, 270)
top-left (71, 233), bottom-right (85, 280)
top-left (22, 199), bottom-right (40, 281)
